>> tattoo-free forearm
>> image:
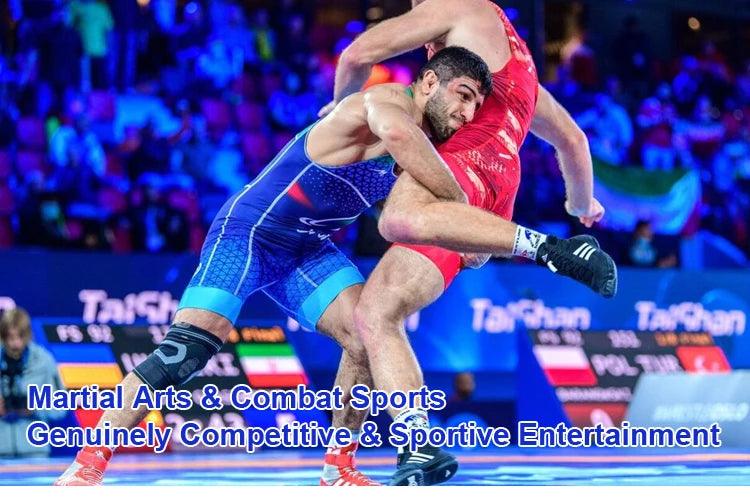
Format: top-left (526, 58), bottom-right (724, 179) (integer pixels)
top-left (557, 133), bottom-right (594, 213)
top-left (531, 86), bottom-right (593, 213)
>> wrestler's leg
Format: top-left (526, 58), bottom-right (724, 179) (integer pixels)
top-left (380, 172), bottom-right (617, 297)
top-left (353, 246), bottom-right (445, 417)
top-left (354, 244), bottom-right (459, 485)
top-left (262, 244), bottom-right (378, 485)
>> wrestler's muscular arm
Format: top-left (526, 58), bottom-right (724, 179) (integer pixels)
top-left (363, 86), bottom-right (466, 202)
top-left (330, 0), bottom-right (458, 105)
top-left (531, 85), bottom-right (604, 228)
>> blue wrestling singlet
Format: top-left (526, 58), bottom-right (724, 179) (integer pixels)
top-left (179, 123), bottom-right (397, 329)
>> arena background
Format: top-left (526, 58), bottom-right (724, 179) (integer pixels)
top-left (1, 0), bottom-right (749, 486)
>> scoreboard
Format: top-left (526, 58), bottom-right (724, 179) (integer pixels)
top-left (528, 329), bottom-right (731, 427)
top-left (39, 322), bottom-right (327, 451)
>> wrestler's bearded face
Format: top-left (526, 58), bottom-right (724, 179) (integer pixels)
top-left (424, 87), bottom-right (458, 142)
top-left (424, 78), bottom-right (482, 142)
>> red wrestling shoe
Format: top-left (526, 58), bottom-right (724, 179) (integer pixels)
top-left (320, 442), bottom-right (381, 486)
top-left (54, 448), bottom-right (110, 486)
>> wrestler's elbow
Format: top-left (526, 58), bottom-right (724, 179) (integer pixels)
top-left (378, 206), bottom-right (432, 243)
top-left (560, 123), bottom-right (588, 152)
top-left (377, 121), bottom-right (411, 148)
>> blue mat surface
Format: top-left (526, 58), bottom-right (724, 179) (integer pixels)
top-left (2, 447), bottom-right (749, 485)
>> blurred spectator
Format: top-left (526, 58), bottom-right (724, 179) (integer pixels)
top-left (252, 9), bottom-right (275, 62)
top-left (628, 220), bottom-right (677, 268)
top-left (697, 41), bottom-right (733, 106)
top-left (449, 372), bottom-right (476, 403)
top-left (121, 120), bottom-right (170, 180)
top-left (0, 307), bottom-right (65, 457)
top-left (278, 14), bottom-right (308, 73)
top-left (713, 130), bottom-right (750, 194)
top-left (197, 38), bottom-right (241, 90)
top-left (577, 93), bottom-right (633, 165)
top-left (672, 56), bottom-right (702, 116)
top-left (129, 185), bottom-right (189, 252)
top-left (636, 86), bottom-right (680, 170)
top-left (37, 6), bottom-right (82, 98)
top-left (679, 96), bottom-right (725, 165)
top-left (562, 31), bottom-right (598, 89)
top-left (111, 0), bottom-right (140, 91)
top-left (49, 108), bottom-right (106, 200)
top-left (70, 0), bottom-right (114, 90)
top-left (548, 66), bottom-right (592, 117)
top-left (629, 220), bottom-right (657, 266)
top-left (152, 0), bottom-right (176, 33)
top-left (216, 3), bottom-right (257, 64)
top-left (17, 186), bottom-right (69, 247)
top-left (172, 1), bottom-right (207, 63)
top-left (268, 72), bottom-right (319, 129)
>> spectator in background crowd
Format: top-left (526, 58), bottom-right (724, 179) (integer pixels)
top-left (17, 182), bottom-right (69, 248)
top-left (680, 96), bottom-right (726, 166)
top-left (637, 85), bottom-right (680, 170)
top-left (121, 119), bottom-right (171, 181)
top-left (672, 56), bottom-right (702, 116)
top-left (268, 72), bottom-right (319, 129)
top-left (37, 6), bottom-right (82, 99)
top-left (697, 41), bottom-right (733, 106)
top-left (449, 372), bottom-right (476, 403)
top-left (629, 220), bottom-right (658, 266)
top-left (548, 66), bottom-right (591, 117)
top-left (197, 38), bottom-right (241, 90)
top-left (215, 3), bottom-right (257, 65)
top-left (251, 9), bottom-right (275, 62)
top-left (172, 1), bottom-right (207, 63)
top-left (577, 93), bottom-right (633, 165)
top-left (562, 30), bottom-right (598, 89)
top-left (152, 0), bottom-right (176, 33)
top-left (70, 0), bottom-right (114, 90)
top-left (49, 105), bottom-right (106, 201)
top-left (628, 220), bottom-right (677, 268)
top-left (129, 185), bottom-right (188, 252)
top-left (0, 308), bottom-right (65, 457)
top-left (713, 128), bottom-right (750, 195)
top-left (111, 0), bottom-right (140, 91)
top-left (278, 13), bottom-right (308, 74)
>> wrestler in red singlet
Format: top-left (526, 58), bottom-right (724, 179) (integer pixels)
top-left (395, 3), bottom-right (539, 287)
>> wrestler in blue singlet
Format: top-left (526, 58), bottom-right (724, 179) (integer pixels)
top-left (178, 123), bottom-right (396, 329)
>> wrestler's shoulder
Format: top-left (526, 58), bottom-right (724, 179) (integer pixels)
top-left (362, 83), bottom-right (410, 100)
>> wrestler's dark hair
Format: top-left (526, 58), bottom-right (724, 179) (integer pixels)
top-left (417, 46), bottom-right (493, 96)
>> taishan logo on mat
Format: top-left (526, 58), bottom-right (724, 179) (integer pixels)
top-left (635, 301), bottom-right (746, 337)
top-left (79, 290), bottom-right (178, 324)
top-left (471, 299), bottom-right (591, 333)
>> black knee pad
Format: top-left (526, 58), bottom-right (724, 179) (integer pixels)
top-left (133, 322), bottom-right (223, 390)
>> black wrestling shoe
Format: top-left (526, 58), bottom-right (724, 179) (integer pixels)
top-left (390, 465), bottom-right (425, 486)
top-left (536, 235), bottom-right (618, 298)
top-left (391, 447), bottom-right (458, 486)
